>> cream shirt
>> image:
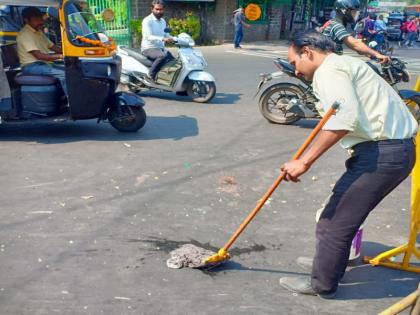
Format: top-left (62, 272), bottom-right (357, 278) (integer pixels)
top-left (17, 24), bottom-right (53, 66)
top-left (313, 53), bottom-right (418, 149)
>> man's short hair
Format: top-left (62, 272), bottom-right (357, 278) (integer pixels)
top-left (291, 30), bottom-right (337, 54)
top-left (151, 0), bottom-right (164, 8)
top-left (22, 7), bottom-right (44, 20)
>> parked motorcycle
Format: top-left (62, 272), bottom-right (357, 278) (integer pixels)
top-left (256, 57), bottom-right (420, 124)
top-left (118, 32), bottom-right (216, 103)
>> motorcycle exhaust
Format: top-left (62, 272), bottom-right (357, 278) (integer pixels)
top-left (286, 99), bottom-right (317, 118)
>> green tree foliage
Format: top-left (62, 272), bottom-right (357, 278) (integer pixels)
top-left (168, 12), bottom-right (201, 40)
top-left (129, 18), bottom-right (142, 46)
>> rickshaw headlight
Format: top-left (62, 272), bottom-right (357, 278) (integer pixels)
top-left (107, 65), bottom-right (112, 76)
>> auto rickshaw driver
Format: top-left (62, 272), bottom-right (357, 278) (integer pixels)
top-left (16, 7), bottom-right (67, 95)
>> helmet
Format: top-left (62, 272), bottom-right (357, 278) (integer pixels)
top-left (334, 0), bottom-right (360, 11)
top-left (334, 0), bottom-right (361, 24)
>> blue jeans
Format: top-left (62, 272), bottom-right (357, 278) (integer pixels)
top-left (234, 25), bottom-right (243, 48)
top-left (373, 33), bottom-right (385, 51)
top-left (403, 31), bottom-right (417, 46)
top-left (22, 62), bottom-right (67, 96)
top-left (311, 139), bottom-right (415, 295)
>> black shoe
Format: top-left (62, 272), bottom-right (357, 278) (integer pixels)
top-left (296, 256), bottom-right (313, 271)
top-left (279, 276), bottom-right (336, 299)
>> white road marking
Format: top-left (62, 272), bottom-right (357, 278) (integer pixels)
top-left (226, 49), bottom-right (420, 74)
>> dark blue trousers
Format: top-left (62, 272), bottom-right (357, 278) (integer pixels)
top-left (311, 139), bottom-right (415, 294)
top-left (234, 25), bottom-right (243, 48)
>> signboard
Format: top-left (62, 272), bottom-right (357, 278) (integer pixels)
top-left (239, 0), bottom-right (267, 24)
top-left (244, 3), bottom-right (262, 21)
top-left (378, 2), bottom-right (407, 7)
top-left (368, 1), bottom-right (379, 7)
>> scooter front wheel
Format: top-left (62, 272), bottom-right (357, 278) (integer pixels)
top-left (187, 80), bottom-right (216, 103)
top-left (108, 105), bottom-right (147, 132)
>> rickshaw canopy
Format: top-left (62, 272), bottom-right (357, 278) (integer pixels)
top-left (0, 0), bottom-right (60, 7)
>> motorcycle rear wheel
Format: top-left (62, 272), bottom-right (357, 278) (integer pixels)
top-left (258, 83), bottom-right (303, 124)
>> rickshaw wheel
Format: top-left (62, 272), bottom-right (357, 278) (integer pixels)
top-left (108, 106), bottom-right (146, 132)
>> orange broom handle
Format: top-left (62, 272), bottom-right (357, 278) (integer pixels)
top-left (222, 102), bottom-right (340, 252)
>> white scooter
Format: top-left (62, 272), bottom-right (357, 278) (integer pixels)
top-left (117, 32), bottom-right (216, 103)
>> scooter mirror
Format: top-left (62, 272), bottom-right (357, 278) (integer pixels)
top-left (47, 7), bottom-right (59, 20)
top-left (164, 27), bottom-right (172, 34)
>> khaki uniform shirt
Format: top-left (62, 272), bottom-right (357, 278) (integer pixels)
top-left (313, 53), bottom-right (418, 149)
top-left (17, 24), bottom-right (53, 66)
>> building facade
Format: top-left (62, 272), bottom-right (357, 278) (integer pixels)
top-left (130, 0), bottom-right (295, 44)
top-left (128, 0), bottom-right (341, 45)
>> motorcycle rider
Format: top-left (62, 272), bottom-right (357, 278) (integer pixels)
top-left (141, 0), bottom-right (174, 81)
top-left (321, 0), bottom-right (390, 63)
top-left (373, 15), bottom-right (387, 52)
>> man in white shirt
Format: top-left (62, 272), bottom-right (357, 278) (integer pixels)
top-left (278, 31), bottom-right (417, 298)
top-left (141, 0), bottom-right (174, 81)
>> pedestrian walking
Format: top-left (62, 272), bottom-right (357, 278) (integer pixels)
top-left (399, 16), bottom-right (418, 47)
top-left (279, 30), bottom-right (417, 299)
top-left (233, 7), bottom-right (250, 49)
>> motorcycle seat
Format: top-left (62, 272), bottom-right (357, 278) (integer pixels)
top-left (14, 74), bottom-right (58, 86)
top-left (399, 90), bottom-right (420, 99)
top-left (120, 46), bottom-right (153, 67)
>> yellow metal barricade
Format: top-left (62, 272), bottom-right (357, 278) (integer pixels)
top-left (364, 75), bottom-right (420, 273)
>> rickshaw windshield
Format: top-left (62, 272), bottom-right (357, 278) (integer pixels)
top-left (65, 1), bottom-right (105, 41)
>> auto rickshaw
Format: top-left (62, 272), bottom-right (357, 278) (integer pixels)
top-left (0, 0), bottom-right (146, 132)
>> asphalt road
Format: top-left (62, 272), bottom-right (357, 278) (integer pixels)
top-left (0, 41), bottom-right (419, 315)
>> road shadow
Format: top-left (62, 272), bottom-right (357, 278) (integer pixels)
top-left (204, 241), bottom-right (419, 300)
top-left (0, 115), bottom-right (198, 143)
top-left (245, 47), bottom-right (286, 53)
top-left (209, 93), bottom-right (242, 105)
top-left (335, 241), bottom-right (420, 300)
top-left (139, 91), bottom-right (241, 105)
top-left (202, 260), bottom-right (309, 277)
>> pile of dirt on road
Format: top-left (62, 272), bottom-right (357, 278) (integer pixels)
top-left (167, 244), bottom-right (218, 269)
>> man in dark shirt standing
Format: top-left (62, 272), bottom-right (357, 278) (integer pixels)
top-left (322, 0), bottom-right (389, 63)
top-left (233, 7), bottom-right (250, 49)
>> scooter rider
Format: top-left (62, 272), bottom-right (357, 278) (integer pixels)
top-left (141, 0), bottom-right (174, 81)
top-left (322, 0), bottom-right (390, 63)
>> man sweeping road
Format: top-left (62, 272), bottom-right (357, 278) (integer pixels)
top-left (279, 30), bottom-right (417, 299)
